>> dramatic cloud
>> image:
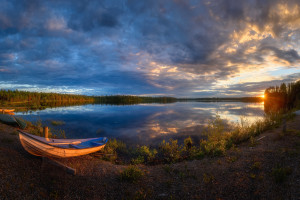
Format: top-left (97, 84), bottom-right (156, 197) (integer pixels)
top-left (0, 0), bottom-right (299, 96)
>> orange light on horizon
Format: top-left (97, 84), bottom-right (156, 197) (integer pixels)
top-left (261, 94), bottom-right (265, 99)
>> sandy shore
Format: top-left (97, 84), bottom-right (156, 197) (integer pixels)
top-left (0, 116), bottom-right (300, 199)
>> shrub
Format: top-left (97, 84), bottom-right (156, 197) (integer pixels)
top-left (120, 166), bottom-right (144, 183)
top-left (182, 137), bottom-right (204, 160)
top-left (132, 145), bottom-right (157, 164)
top-left (184, 137), bottom-right (193, 150)
top-left (100, 138), bottom-right (127, 162)
top-left (103, 138), bottom-right (127, 154)
top-left (225, 137), bottom-right (233, 149)
top-left (204, 115), bottom-right (225, 139)
top-left (158, 139), bottom-right (181, 163)
top-left (131, 156), bottom-right (144, 165)
top-left (200, 139), bottom-right (226, 156)
top-left (188, 146), bottom-right (205, 160)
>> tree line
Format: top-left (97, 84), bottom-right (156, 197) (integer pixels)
top-left (264, 80), bottom-right (300, 112)
top-left (177, 97), bottom-right (263, 102)
top-left (94, 95), bottom-right (177, 105)
top-left (0, 90), bottom-right (177, 107)
top-left (0, 89), bottom-right (94, 104)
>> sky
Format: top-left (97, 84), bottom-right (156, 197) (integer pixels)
top-left (0, 0), bottom-right (300, 97)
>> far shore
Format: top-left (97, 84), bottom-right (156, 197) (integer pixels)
top-left (0, 114), bottom-right (300, 199)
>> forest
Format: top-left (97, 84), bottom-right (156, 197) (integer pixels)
top-left (0, 90), bottom-right (177, 108)
top-left (264, 80), bottom-right (300, 112)
top-left (177, 97), bottom-right (263, 102)
top-left (94, 95), bottom-right (176, 105)
top-left (0, 89), bottom-right (93, 103)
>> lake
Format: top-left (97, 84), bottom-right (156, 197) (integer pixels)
top-left (15, 101), bottom-right (265, 146)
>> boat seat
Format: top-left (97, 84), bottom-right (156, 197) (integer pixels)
top-left (68, 138), bottom-right (107, 149)
top-left (91, 141), bottom-right (104, 146)
top-left (69, 141), bottom-right (103, 149)
top-left (69, 144), bottom-right (88, 149)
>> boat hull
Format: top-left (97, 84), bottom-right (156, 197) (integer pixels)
top-left (0, 109), bottom-right (15, 113)
top-left (19, 131), bottom-right (107, 158)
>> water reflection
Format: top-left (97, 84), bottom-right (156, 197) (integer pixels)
top-left (15, 102), bottom-right (265, 146)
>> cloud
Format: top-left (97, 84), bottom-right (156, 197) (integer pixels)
top-left (0, 0), bottom-right (300, 97)
top-left (260, 46), bottom-right (300, 64)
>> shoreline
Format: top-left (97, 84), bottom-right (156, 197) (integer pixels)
top-left (0, 115), bottom-right (300, 199)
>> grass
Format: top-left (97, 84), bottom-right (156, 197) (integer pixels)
top-left (162, 165), bottom-right (172, 174)
top-left (249, 173), bottom-right (256, 179)
top-left (120, 165), bottom-right (144, 183)
top-left (226, 156), bottom-right (238, 163)
top-left (50, 129), bottom-right (66, 139)
top-left (50, 120), bottom-right (65, 126)
top-left (15, 117), bottom-right (67, 139)
top-left (249, 136), bottom-right (257, 147)
top-left (10, 131), bottom-right (18, 136)
top-left (1, 138), bottom-right (14, 143)
top-left (25, 119), bottom-right (44, 136)
top-left (203, 173), bottom-right (215, 184)
top-left (271, 166), bottom-right (292, 183)
top-left (251, 161), bottom-right (262, 170)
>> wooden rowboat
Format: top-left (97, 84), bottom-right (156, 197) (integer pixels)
top-left (18, 130), bottom-right (108, 158)
top-left (0, 109), bottom-right (15, 113)
top-left (0, 114), bottom-right (26, 129)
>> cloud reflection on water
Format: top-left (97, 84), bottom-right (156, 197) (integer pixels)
top-left (16, 102), bottom-right (264, 146)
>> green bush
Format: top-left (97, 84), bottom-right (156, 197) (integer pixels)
top-left (132, 145), bottom-right (157, 164)
top-left (188, 146), bottom-right (205, 159)
top-left (158, 139), bottom-right (181, 163)
top-left (182, 137), bottom-right (204, 160)
top-left (184, 136), bottom-right (193, 149)
top-left (100, 138), bottom-right (127, 162)
top-left (225, 138), bottom-right (233, 149)
top-left (120, 165), bottom-right (144, 183)
top-left (131, 156), bottom-right (144, 165)
top-left (103, 138), bottom-right (127, 154)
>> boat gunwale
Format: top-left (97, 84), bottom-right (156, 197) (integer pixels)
top-left (18, 130), bottom-right (108, 150)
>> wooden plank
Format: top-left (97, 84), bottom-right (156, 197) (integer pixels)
top-left (257, 136), bottom-right (266, 141)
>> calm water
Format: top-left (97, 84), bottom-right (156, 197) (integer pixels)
top-left (15, 102), bottom-right (265, 146)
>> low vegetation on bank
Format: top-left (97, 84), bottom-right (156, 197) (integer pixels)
top-left (98, 111), bottom-right (295, 165)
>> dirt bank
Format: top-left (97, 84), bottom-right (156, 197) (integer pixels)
top-left (0, 116), bottom-right (300, 199)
